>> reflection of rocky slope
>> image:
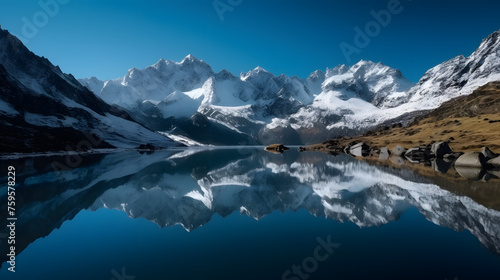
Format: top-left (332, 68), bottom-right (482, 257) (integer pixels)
top-left (1, 149), bottom-right (499, 268)
top-left (0, 150), bottom-right (189, 266)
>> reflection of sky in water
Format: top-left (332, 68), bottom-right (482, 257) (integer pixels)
top-left (0, 148), bottom-right (499, 279)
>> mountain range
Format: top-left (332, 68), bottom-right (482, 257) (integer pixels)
top-left (80, 29), bottom-right (500, 145)
top-left (1, 27), bottom-right (500, 151)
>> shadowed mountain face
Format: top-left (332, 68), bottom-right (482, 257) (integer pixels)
top-left (1, 148), bottom-right (499, 269)
top-left (0, 28), bottom-right (175, 153)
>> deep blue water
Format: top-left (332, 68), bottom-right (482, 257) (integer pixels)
top-left (0, 148), bottom-right (499, 280)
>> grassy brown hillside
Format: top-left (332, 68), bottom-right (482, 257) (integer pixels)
top-left (306, 81), bottom-right (500, 153)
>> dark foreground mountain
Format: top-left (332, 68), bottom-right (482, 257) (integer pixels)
top-left (0, 28), bottom-right (175, 153)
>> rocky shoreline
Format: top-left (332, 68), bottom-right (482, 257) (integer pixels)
top-left (299, 139), bottom-right (500, 181)
top-left (297, 81), bottom-right (500, 182)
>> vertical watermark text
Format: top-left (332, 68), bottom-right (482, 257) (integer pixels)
top-left (6, 166), bottom-right (17, 273)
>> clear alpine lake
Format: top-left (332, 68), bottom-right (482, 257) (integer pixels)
top-left (0, 147), bottom-right (499, 280)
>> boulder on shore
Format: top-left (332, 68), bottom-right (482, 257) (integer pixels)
top-left (481, 147), bottom-right (498, 160)
top-left (454, 152), bottom-right (487, 168)
top-left (349, 142), bottom-right (369, 157)
top-left (379, 147), bottom-right (390, 160)
top-left (431, 141), bottom-right (453, 158)
top-left (487, 156), bottom-right (500, 167)
top-left (405, 147), bottom-right (429, 162)
top-left (444, 152), bottom-right (463, 161)
top-left (265, 144), bottom-right (290, 154)
top-left (392, 145), bottom-right (406, 156)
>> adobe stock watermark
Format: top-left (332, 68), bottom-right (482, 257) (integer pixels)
top-left (20, 0), bottom-right (71, 43)
top-left (339, 0), bottom-right (412, 64)
top-left (213, 0), bottom-right (243, 22)
top-left (282, 235), bottom-right (340, 280)
top-left (110, 267), bottom-right (136, 280)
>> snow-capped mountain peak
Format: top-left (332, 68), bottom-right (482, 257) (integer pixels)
top-left (241, 66), bottom-right (273, 80)
top-left (307, 69), bottom-right (325, 81)
top-left (398, 29), bottom-right (500, 110)
top-left (181, 54), bottom-right (201, 64)
top-left (78, 29), bottom-right (500, 145)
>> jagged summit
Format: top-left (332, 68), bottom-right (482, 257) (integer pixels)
top-left (215, 68), bottom-right (236, 80)
top-left (240, 66), bottom-right (273, 80)
top-left (398, 28), bottom-right (500, 109)
top-left (307, 69), bottom-right (325, 80)
top-left (181, 54), bottom-right (201, 64)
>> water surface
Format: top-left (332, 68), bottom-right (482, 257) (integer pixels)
top-left (0, 148), bottom-right (499, 280)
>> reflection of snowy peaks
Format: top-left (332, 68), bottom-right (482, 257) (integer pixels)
top-left (87, 151), bottom-right (500, 253)
top-left (80, 30), bottom-right (500, 144)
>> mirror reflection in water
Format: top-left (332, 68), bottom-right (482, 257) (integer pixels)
top-left (0, 148), bottom-right (499, 279)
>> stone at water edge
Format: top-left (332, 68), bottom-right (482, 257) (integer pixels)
top-left (481, 147), bottom-right (498, 160)
top-left (455, 152), bottom-right (487, 168)
top-left (390, 156), bottom-right (405, 166)
top-left (392, 145), bottom-right (406, 156)
top-left (264, 144), bottom-right (290, 154)
top-left (404, 147), bottom-right (429, 162)
top-left (443, 152), bottom-right (464, 161)
top-left (432, 158), bottom-right (453, 174)
top-left (379, 147), bottom-right (390, 160)
top-left (431, 141), bottom-right (453, 158)
top-left (454, 165), bottom-right (486, 180)
top-left (349, 142), bottom-right (369, 157)
top-left (488, 156), bottom-right (500, 167)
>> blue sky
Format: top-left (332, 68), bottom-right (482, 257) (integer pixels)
top-left (0, 0), bottom-right (499, 82)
